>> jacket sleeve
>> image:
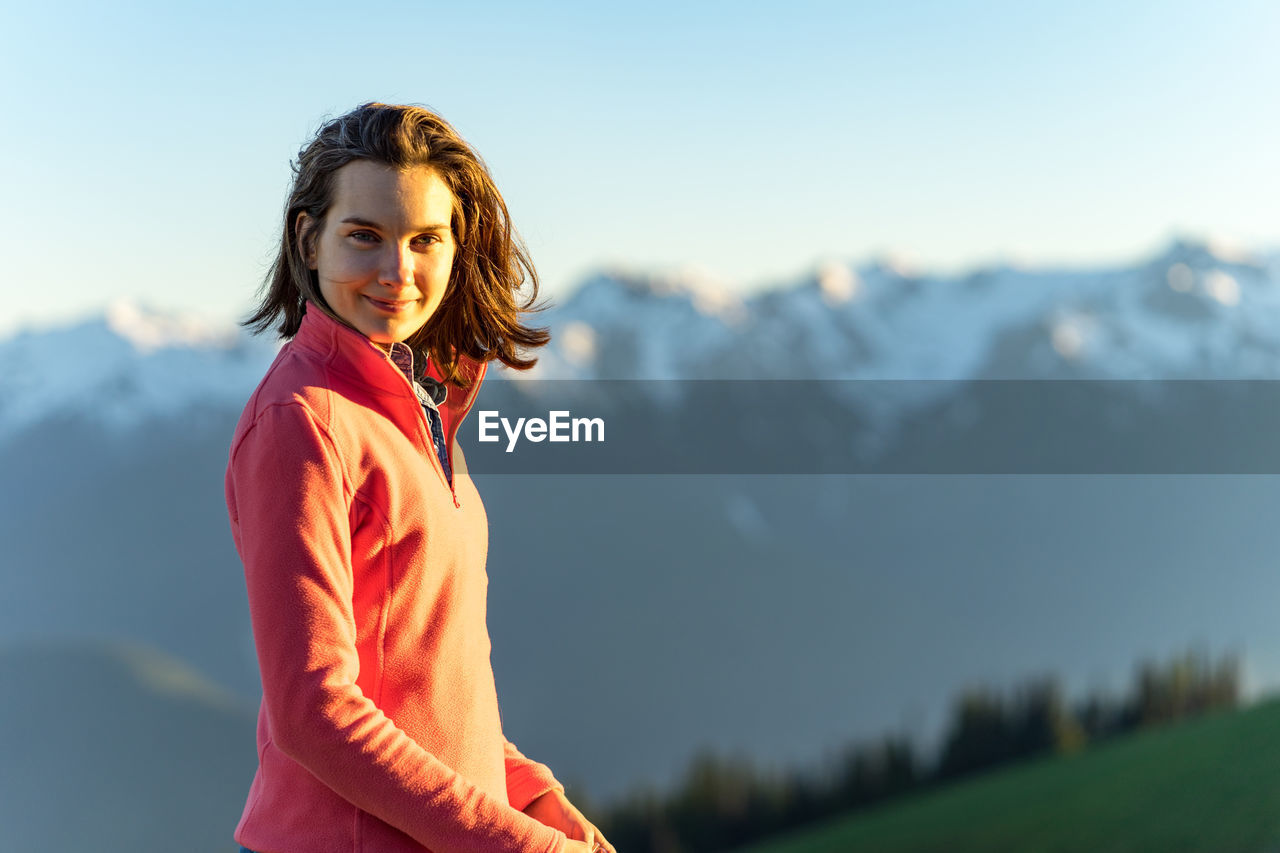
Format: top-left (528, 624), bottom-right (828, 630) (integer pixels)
top-left (504, 739), bottom-right (565, 812)
top-left (227, 401), bottom-right (567, 853)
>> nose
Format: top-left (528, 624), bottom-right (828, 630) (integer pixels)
top-left (377, 243), bottom-right (415, 289)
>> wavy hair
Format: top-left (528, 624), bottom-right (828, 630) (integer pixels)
top-left (245, 102), bottom-right (549, 385)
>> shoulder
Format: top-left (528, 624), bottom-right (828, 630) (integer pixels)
top-left (231, 344), bottom-right (337, 457)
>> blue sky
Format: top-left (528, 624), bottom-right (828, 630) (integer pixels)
top-left (2, 0), bottom-right (1277, 333)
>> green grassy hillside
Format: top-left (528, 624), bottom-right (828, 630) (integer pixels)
top-left (741, 696), bottom-right (1280, 853)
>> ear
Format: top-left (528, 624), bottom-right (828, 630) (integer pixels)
top-left (295, 211), bottom-right (318, 270)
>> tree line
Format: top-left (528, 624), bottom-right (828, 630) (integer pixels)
top-left (591, 649), bottom-right (1242, 853)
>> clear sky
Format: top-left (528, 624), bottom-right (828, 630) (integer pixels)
top-left (2, 0), bottom-right (1277, 334)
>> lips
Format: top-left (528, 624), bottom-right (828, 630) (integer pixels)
top-left (364, 295), bottom-right (416, 313)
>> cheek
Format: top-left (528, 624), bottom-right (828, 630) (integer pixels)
top-left (320, 252), bottom-right (375, 284)
top-left (421, 252), bottom-right (456, 287)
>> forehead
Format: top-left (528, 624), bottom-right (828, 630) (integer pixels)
top-left (330, 160), bottom-right (455, 219)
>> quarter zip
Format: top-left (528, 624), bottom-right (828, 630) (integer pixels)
top-left (380, 345), bottom-right (461, 507)
top-left (418, 389), bottom-right (458, 506)
top-left (444, 369), bottom-right (485, 489)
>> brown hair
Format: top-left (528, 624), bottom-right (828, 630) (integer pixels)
top-left (245, 102), bottom-right (549, 385)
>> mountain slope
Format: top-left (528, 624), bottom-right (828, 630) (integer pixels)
top-left (0, 640), bottom-right (256, 853)
top-left (742, 696), bottom-right (1280, 852)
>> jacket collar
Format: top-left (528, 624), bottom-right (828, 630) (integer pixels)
top-left (290, 304), bottom-right (488, 438)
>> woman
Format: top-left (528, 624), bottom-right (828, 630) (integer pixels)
top-left (227, 103), bottom-right (611, 853)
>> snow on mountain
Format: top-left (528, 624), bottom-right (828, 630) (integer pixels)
top-left (528, 237), bottom-right (1280, 383)
top-left (0, 300), bottom-right (278, 440)
top-left (520, 266), bottom-right (746, 381)
top-left (3, 237), bottom-right (1279, 441)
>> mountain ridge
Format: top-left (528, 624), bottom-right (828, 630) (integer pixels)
top-left (4, 236), bottom-right (1279, 442)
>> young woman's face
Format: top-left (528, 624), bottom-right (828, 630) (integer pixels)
top-left (299, 160), bottom-right (458, 346)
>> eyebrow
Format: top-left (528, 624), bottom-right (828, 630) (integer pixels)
top-left (339, 216), bottom-right (450, 232)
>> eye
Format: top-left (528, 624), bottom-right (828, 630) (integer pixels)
top-left (413, 233), bottom-right (443, 249)
top-left (349, 230), bottom-right (379, 244)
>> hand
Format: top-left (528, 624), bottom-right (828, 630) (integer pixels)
top-left (524, 789), bottom-right (616, 853)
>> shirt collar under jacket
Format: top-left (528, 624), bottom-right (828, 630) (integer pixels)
top-left (386, 340), bottom-right (449, 412)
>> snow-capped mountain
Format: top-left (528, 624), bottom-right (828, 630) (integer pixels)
top-left (527, 236), bottom-right (1280, 382)
top-left (0, 300), bottom-right (279, 441)
top-left (3, 236), bottom-right (1278, 443)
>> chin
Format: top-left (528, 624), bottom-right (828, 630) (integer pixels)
top-left (368, 322), bottom-right (425, 346)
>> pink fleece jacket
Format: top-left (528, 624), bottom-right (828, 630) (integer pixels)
top-left (226, 306), bottom-right (567, 853)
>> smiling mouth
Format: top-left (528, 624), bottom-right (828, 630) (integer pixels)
top-left (364, 295), bottom-right (416, 313)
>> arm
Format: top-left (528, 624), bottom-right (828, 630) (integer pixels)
top-left (505, 739), bottom-right (565, 812)
top-left (229, 402), bottom-right (566, 853)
